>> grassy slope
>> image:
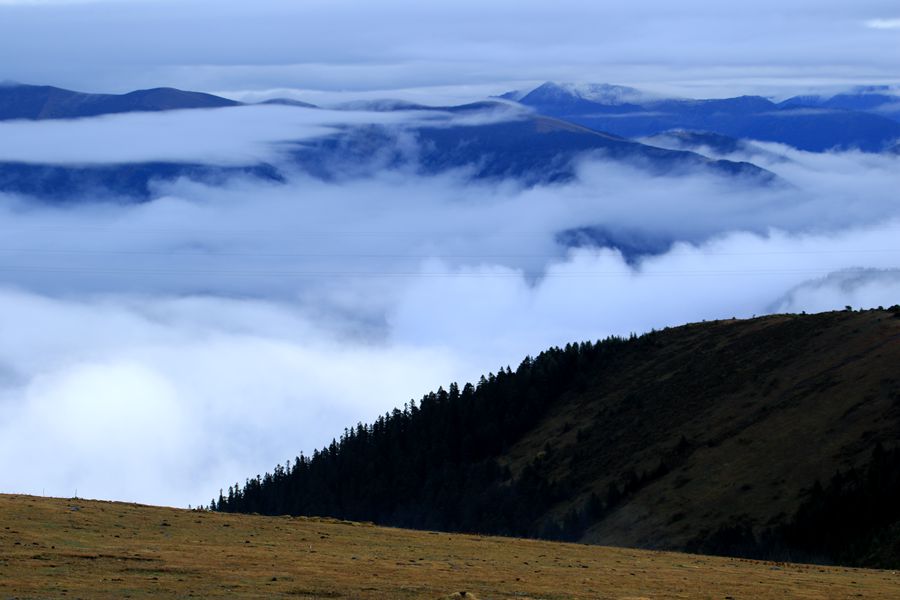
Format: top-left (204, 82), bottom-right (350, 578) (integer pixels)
top-left (497, 310), bottom-right (900, 549)
top-left (2, 494), bottom-right (899, 600)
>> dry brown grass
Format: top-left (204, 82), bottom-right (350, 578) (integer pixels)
top-left (2, 494), bottom-right (899, 599)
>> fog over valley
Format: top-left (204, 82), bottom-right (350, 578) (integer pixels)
top-left (0, 100), bottom-right (899, 505)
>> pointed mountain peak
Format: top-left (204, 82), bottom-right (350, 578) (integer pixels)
top-left (521, 81), bottom-right (663, 106)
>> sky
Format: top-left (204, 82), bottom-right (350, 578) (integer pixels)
top-left (1, 1), bottom-right (900, 507)
top-left (0, 0), bottom-right (899, 100)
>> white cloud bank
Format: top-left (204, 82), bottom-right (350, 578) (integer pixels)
top-left (1, 110), bottom-right (899, 506)
top-left (0, 105), bottom-right (502, 165)
top-left (0, 291), bottom-right (467, 506)
top-left (2, 220), bottom-right (900, 507)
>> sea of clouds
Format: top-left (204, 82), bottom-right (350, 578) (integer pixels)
top-left (1, 104), bottom-right (899, 506)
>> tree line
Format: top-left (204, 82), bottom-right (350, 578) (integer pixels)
top-left (211, 335), bottom-right (638, 538)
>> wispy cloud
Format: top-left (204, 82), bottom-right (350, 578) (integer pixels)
top-left (865, 18), bottom-right (900, 30)
top-left (0, 106), bottom-right (389, 165)
top-left (0, 103), bottom-right (522, 165)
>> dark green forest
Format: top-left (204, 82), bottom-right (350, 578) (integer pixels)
top-left (212, 336), bottom-right (633, 538)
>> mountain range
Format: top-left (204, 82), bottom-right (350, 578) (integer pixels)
top-left (289, 109), bottom-right (773, 185)
top-left (1, 81), bottom-right (897, 203)
top-left (0, 84), bottom-right (778, 202)
top-left (779, 85), bottom-right (900, 115)
top-left (506, 82), bottom-right (900, 152)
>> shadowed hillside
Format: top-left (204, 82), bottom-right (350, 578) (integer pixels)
top-left (215, 308), bottom-right (900, 567)
top-left (289, 114), bottom-right (775, 185)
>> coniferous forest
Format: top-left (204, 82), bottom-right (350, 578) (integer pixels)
top-left (212, 337), bottom-right (626, 538)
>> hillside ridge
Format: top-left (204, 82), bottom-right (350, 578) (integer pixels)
top-left (214, 308), bottom-right (900, 568)
top-left (0, 83), bottom-right (240, 120)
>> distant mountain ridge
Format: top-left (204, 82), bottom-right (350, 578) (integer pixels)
top-left (780, 85), bottom-right (900, 115)
top-left (507, 82), bottom-right (900, 152)
top-left (0, 83), bottom-right (241, 120)
top-left (290, 112), bottom-right (776, 186)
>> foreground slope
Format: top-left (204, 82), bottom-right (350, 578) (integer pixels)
top-left (217, 309), bottom-right (900, 567)
top-left (1, 494), bottom-right (898, 600)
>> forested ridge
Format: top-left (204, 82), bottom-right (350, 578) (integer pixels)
top-left (214, 308), bottom-right (900, 567)
top-left (213, 335), bottom-right (633, 536)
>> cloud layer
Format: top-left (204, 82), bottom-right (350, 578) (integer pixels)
top-left (1, 106), bottom-right (899, 507)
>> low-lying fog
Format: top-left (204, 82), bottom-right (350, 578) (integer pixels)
top-left (1, 105), bottom-right (898, 506)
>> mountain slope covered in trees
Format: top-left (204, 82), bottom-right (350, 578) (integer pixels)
top-left (214, 308), bottom-right (900, 568)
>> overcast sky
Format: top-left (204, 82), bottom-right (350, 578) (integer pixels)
top-left (1, 0), bottom-right (899, 99)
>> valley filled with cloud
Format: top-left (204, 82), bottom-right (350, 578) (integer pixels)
top-left (1, 103), bottom-right (899, 505)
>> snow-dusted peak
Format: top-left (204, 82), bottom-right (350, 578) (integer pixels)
top-left (522, 81), bottom-right (664, 106)
top-left (556, 82), bottom-right (659, 104)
